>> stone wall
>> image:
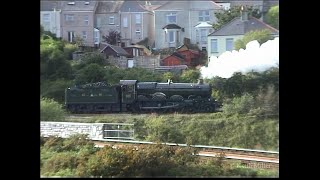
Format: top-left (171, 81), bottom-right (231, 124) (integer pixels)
top-left (40, 122), bottom-right (105, 140)
top-left (134, 55), bottom-right (160, 70)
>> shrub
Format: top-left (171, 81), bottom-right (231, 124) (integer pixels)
top-left (41, 97), bottom-right (65, 121)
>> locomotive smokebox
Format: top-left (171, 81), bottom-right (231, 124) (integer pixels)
top-left (197, 79), bottom-right (203, 84)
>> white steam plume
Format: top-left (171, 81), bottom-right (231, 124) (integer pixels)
top-left (201, 37), bottom-right (279, 79)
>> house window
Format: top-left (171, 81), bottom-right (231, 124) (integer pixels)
top-left (123, 17), bottom-right (128, 27)
top-left (84, 15), bottom-right (89, 25)
top-left (65, 14), bottom-right (74, 21)
top-left (169, 31), bottom-right (175, 43)
top-left (199, 11), bottom-right (210, 22)
top-left (226, 38), bottom-right (234, 51)
top-left (42, 14), bottom-right (50, 30)
top-left (166, 13), bottom-right (177, 24)
top-left (97, 17), bottom-right (101, 27)
top-left (43, 14), bottom-right (50, 22)
top-left (109, 16), bottom-right (115, 24)
top-left (210, 39), bottom-right (218, 53)
top-left (135, 14), bottom-right (141, 24)
top-left (94, 31), bottom-right (99, 44)
top-left (82, 31), bottom-right (87, 39)
top-left (136, 29), bottom-right (141, 39)
top-left (68, 31), bottom-right (75, 42)
top-left (200, 29), bottom-right (207, 42)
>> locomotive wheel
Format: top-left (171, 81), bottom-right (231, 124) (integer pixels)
top-left (170, 95), bottom-right (184, 102)
top-left (152, 94), bottom-right (166, 101)
top-left (138, 95), bottom-right (149, 101)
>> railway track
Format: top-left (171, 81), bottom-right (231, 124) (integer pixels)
top-left (92, 140), bottom-right (279, 169)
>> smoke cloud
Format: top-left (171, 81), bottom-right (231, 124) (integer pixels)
top-left (200, 37), bottom-right (279, 79)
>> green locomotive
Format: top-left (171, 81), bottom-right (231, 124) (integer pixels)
top-left (65, 80), bottom-right (216, 113)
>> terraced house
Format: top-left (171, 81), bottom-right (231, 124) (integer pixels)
top-left (95, 1), bottom-right (124, 46)
top-left (119, 1), bottom-right (167, 48)
top-left (154, 1), bottom-right (223, 51)
top-left (60, 1), bottom-right (98, 46)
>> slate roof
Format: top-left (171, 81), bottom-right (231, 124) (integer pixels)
top-left (95, 1), bottom-right (124, 14)
top-left (120, 1), bottom-right (149, 12)
top-left (100, 43), bottom-right (129, 56)
top-left (120, 1), bottom-right (168, 12)
top-left (60, 1), bottom-right (97, 11)
top-left (162, 24), bottom-right (182, 29)
top-left (208, 17), bottom-right (279, 36)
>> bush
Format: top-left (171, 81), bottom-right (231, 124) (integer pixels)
top-left (222, 94), bottom-right (255, 115)
top-left (63, 43), bottom-right (78, 60)
top-left (41, 97), bottom-right (65, 121)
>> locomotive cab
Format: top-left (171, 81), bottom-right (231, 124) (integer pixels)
top-left (119, 80), bottom-right (138, 111)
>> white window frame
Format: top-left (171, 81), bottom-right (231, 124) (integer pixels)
top-left (84, 15), bottom-right (89, 25)
top-left (123, 17), bottom-right (128, 27)
top-left (199, 10), bottom-right (210, 22)
top-left (65, 14), bottom-right (74, 21)
top-left (226, 38), bottom-right (234, 51)
top-left (109, 16), bottom-right (115, 25)
top-left (166, 13), bottom-right (177, 24)
top-left (135, 14), bottom-right (141, 24)
top-left (211, 39), bottom-right (218, 53)
top-left (82, 31), bottom-right (87, 39)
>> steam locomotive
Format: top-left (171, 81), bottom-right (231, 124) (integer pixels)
top-left (65, 79), bottom-right (217, 113)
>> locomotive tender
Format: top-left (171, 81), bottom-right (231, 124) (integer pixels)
top-left (65, 79), bottom-right (216, 113)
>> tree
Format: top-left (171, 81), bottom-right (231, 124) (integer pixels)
top-left (40, 37), bottom-right (73, 81)
top-left (74, 35), bottom-right (85, 47)
top-left (213, 6), bottom-right (262, 30)
top-left (102, 30), bottom-right (121, 45)
top-left (234, 29), bottom-right (273, 50)
top-left (265, 5), bottom-right (279, 29)
top-left (41, 79), bottom-right (74, 104)
top-left (180, 69), bottom-right (200, 83)
top-left (75, 52), bottom-right (109, 70)
top-left (75, 64), bottom-right (106, 84)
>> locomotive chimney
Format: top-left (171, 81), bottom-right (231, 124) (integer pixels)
top-left (197, 79), bottom-right (203, 84)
